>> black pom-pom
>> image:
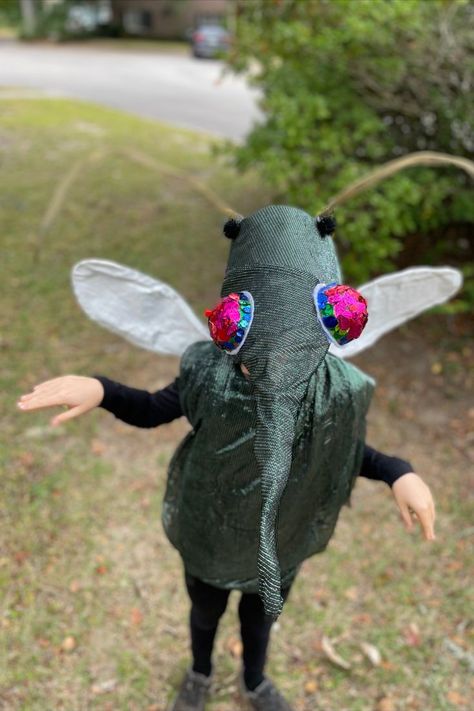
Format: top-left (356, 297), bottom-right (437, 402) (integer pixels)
top-left (223, 217), bottom-right (242, 239)
top-left (316, 215), bottom-right (337, 237)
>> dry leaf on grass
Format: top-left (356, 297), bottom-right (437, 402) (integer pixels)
top-left (313, 587), bottom-right (329, 604)
top-left (376, 697), bottom-right (396, 711)
top-left (353, 612), bottom-right (373, 625)
top-left (321, 635), bottom-right (351, 670)
top-left (91, 679), bottom-right (117, 695)
top-left (18, 451), bottom-right (34, 467)
top-left (403, 622), bottom-right (421, 647)
top-left (130, 607), bottom-right (143, 626)
top-left (13, 550), bottom-right (30, 565)
top-left (304, 680), bottom-right (318, 694)
top-left (446, 690), bottom-right (469, 706)
top-left (445, 560), bottom-right (464, 572)
top-left (226, 635), bottom-right (243, 658)
top-left (344, 586), bottom-right (359, 601)
top-left (90, 438), bottom-right (106, 455)
top-left (61, 636), bottom-right (76, 652)
top-left (360, 641), bottom-right (382, 666)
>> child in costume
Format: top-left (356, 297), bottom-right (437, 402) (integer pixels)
top-left (19, 205), bottom-right (448, 711)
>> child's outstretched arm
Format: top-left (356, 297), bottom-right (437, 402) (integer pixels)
top-left (18, 376), bottom-right (104, 426)
top-left (18, 376), bottom-right (183, 429)
top-left (391, 472), bottom-right (436, 541)
top-left (360, 445), bottom-right (436, 542)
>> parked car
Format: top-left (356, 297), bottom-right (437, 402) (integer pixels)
top-left (191, 24), bottom-right (231, 59)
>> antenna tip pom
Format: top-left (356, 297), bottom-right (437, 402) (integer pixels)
top-left (223, 217), bottom-right (242, 239)
top-left (316, 215), bottom-right (337, 237)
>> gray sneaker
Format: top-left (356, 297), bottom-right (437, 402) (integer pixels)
top-left (239, 673), bottom-right (294, 711)
top-left (168, 668), bottom-right (212, 711)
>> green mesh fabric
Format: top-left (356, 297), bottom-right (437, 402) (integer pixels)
top-left (162, 342), bottom-right (374, 594)
top-left (162, 205), bottom-right (375, 618)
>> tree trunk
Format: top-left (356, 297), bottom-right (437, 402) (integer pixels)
top-left (19, 0), bottom-right (38, 35)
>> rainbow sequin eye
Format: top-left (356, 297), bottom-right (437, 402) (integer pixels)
top-left (205, 291), bottom-right (254, 354)
top-left (314, 282), bottom-right (368, 346)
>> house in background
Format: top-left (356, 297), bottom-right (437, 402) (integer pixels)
top-left (19, 0), bottom-right (235, 40)
top-left (112, 0), bottom-right (234, 39)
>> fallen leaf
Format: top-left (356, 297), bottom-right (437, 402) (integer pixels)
top-left (61, 636), bottom-right (76, 652)
top-left (304, 680), bottom-right (318, 694)
top-left (403, 622), bottom-right (421, 647)
top-left (321, 635), bottom-right (351, 670)
top-left (359, 641), bottom-right (382, 666)
top-left (431, 362), bottom-right (443, 375)
top-left (376, 697), bottom-right (395, 711)
top-left (446, 691), bottom-right (468, 706)
top-left (353, 613), bottom-right (373, 625)
top-left (129, 477), bottom-right (153, 492)
top-left (18, 451), bottom-right (34, 467)
top-left (313, 587), bottom-right (329, 604)
top-left (130, 607), bottom-right (143, 626)
top-left (37, 638), bottom-right (50, 648)
top-left (446, 560), bottom-right (463, 572)
top-left (90, 439), bottom-right (106, 456)
top-left (344, 586), bottom-right (358, 601)
top-left (95, 564), bottom-right (108, 575)
top-left (91, 679), bottom-right (117, 695)
top-left (13, 551), bottom-right (30, 565)
top-left (69, 580), bottom-right (80, 593)
top-left (226, 635), bottom-right (243, 658)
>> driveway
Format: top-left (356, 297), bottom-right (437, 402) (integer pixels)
top-left (0, 40), bottom-right (261, 140)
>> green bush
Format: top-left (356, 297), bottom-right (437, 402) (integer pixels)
top-left (226, 0), bottom-right (473, 301)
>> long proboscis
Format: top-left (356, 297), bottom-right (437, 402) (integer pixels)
top-left (319, 151), bottom-right (474, 215)
top-left (34, 149), bottom-right (472, 260)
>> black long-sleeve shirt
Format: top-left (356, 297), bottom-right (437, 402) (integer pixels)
top-left (95, 376), bottom-right (413, 488)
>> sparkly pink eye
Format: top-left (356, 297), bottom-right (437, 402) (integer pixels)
top-left (204, 291), bottom-right (254, 354)
top-left (314, 283), bottom-right (368, 346)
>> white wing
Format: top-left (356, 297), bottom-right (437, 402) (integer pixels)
top-left (72, 259), bottom-right (210, 356)
top-left (329, 266), bottom-right (463, 359)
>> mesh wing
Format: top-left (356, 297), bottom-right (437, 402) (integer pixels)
top-left (329, 267), bottom-right (463, 359)
top-left (72, 259), bottom-right (210, 356)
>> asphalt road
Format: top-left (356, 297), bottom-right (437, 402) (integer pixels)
top-left (0, 40), bottom-right (261, 140)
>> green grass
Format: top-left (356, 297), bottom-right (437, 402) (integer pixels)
top-left (1, 98), bottom-right (473, 710)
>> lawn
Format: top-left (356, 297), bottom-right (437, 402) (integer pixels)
top-left (0, 98), bottom-right (472, 711)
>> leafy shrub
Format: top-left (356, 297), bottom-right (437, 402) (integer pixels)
top-left (226, 0), bottom-right (473, 303)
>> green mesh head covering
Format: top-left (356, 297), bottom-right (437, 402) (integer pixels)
top-left (218, 205), bottom-right (342, 617)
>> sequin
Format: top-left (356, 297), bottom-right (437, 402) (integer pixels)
top-left (314, 283), bottom-right (368, 347)
top-left (205, 291), bottom-right (255, 353)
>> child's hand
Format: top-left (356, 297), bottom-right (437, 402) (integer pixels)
top-left (18, 376), bottom-right (104, 426)
top-left (391, 473), bottom-right (436, 541)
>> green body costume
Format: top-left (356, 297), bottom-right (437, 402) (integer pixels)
top-left (164, 205), bottom-right (375, 617)
top-left (163, 344), bottom-right (374, 593)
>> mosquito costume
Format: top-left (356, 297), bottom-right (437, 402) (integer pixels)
top-left (72, 204), bottom-right (462, 620)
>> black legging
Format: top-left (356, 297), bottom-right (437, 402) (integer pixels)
top-left (185, 573), bottom-right (292, 691)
